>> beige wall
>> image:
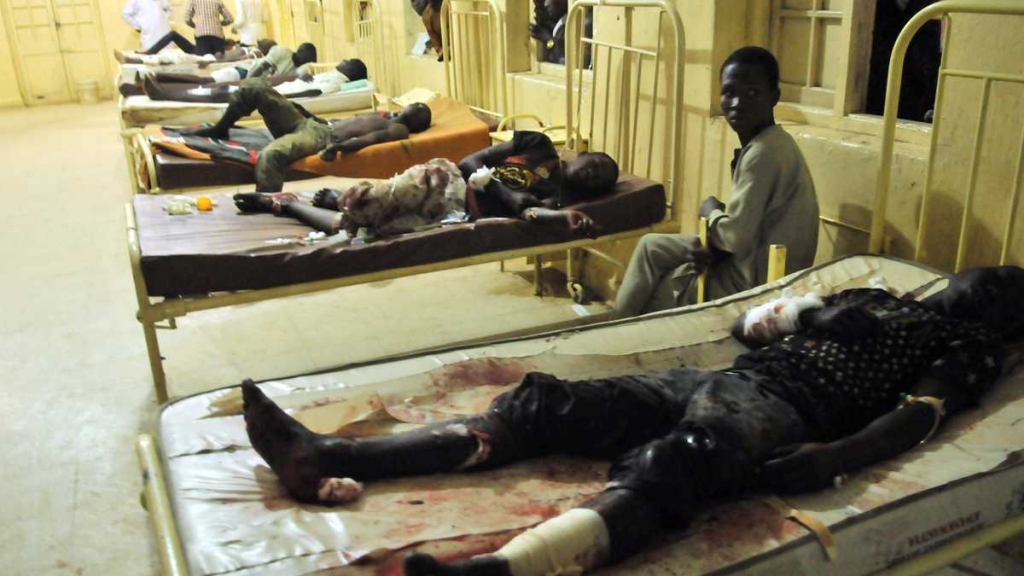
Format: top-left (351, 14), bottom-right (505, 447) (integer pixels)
top-left (0, 7), bottom-right (21, 106)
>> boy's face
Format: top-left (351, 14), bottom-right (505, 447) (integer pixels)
top-left (720, 63), bottom-right (779, 137)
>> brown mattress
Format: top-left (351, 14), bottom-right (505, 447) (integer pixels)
top-left (134, 173), bottom-right (666, 297)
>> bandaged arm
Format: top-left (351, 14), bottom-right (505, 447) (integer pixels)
top-left (731, 291), bottom-right (824, 347)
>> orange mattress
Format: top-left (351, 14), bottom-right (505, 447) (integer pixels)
top-left (143, 97), bottom-right (490, 189)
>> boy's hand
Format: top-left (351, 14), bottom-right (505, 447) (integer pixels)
top-left (564, 209), bottom-right (598, 238)
top-left (699, 195), bottom-right (726, 219)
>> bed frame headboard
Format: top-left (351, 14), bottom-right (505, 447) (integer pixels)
top-left (440, 0), bottom-right (508, 118)
top-left (871, 0), bottom-right (1024, 270)
top-left (350, 0), bottom-right (390, 103)
top-left (564, 0), bottom-right (685, 220)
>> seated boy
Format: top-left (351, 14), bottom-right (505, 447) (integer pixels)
top-left (615, 46), bottom-right (820, 317)
top-left (232, 131), bottom-right (620, 237)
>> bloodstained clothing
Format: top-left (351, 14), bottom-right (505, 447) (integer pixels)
top-left (733, 288), bottom-right (1003, 439)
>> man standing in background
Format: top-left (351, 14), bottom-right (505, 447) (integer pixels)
top-left (232, 0), bottom-right (269, 48)
top-left (185, 0), bottom-right (234, 55)
top-left (122, 0), bottom-right (195, 54)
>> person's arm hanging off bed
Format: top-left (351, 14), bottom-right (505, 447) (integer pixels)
top-left (237, 265), bottom-right (1024, 576)
top-left (457, 130), bottom-right (620, 237)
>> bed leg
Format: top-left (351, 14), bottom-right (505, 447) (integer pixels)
top-left (141, 318), bottom-right (169, 404)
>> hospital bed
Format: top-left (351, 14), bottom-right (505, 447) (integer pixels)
top-left (118, 0), bottom-right (392, 194)
top-left (125, 0), bottom-right (687, 402)
top-left (127, 96), bottom-right (490, 194)
top-left (135, 0), bottom-right (1024, 573)
top-left (136, 254), bottom-right (1024, 576)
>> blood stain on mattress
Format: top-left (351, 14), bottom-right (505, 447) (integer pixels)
top-left (506, 502), bottom-right (561, 520)
top-left (429, 358), bottom-right (531, 392)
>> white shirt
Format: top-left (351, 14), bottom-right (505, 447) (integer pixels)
top-left (122, 0), bottom-right (173, 52)
top-left (232, 0), bottom-right (268, 46)
top-left (275, 70), bottom-right (349, 97)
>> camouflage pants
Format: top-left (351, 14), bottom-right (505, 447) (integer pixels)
top-left (229, 77), bottom-right (332, 191)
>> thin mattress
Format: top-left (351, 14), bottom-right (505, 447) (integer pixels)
top-left (120, 82), bottom-right (375, 127)
top-left (156, 255), bottom-right (1024, 575)
top-left (132, 171), bottom-right (667, 296)
top-left (140, 97), bottom-right (491, 190)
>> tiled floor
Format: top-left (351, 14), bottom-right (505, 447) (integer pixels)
top-left (0, 101), bottom-right (1020, 576)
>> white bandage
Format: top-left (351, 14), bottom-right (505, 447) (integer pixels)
top-left (468, 166), bottom-right (495, 191)
top-left (316, 477), bottom-right (364, 503)
top-left (497, 508), bottom-right (611, 576)
top-left (210, 66), bottom-right (242, 83)
top-left (743, 291), bottom-right (824, 342)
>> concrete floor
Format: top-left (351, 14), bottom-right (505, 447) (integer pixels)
top-left (0, 101), bottom-right (609, 575)
top-left (0, 101), bottom-right (1020, 576)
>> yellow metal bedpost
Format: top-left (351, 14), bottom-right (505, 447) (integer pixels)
top-left (127, 203), bottom-right (170, 403)
top-left (696, 217), bottom-right (708, 304)
top-left (767, 244), bottom-right (787, 282)
top-left (137, 434), bottom-right (187, 576)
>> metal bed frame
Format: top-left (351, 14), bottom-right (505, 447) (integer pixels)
top-left (119, 0), bottom-right (389, 195)
top-left (126, 0), bottom-right (688, 405)
top-left (440, 0), bottom-right (508, 119)
top-left (137, 1), bottom-right (1024, 574)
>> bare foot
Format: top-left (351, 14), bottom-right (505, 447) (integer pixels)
top-left (233, 192), bottom-right (297, 214)
top-left (404, 553), bottom-right (511, 576)
top-left (114, 49), bottom-right (126, 63)
top-left (312, 188), bottom-right (341, 209)
top-left (242, 380), bottom-right (362, 503)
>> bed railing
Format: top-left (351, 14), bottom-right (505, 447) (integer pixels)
top-left (565, 0), bottom-right (684, 219)
top-left (349, 0), bottom-right (391, 105)
top-left (440, 0), bottom-right (508, 118)
top-left (871, 0), bottom-right (1024, 271)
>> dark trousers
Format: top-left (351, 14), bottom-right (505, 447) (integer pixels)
top-left (229, 78), bottom-right (332, 191)
top-left (143, 31), bottom-right (195, 55)
top-left (489, 369), bottom-right (813, 521)
top-left (194, 35), bottom-right (226, 56)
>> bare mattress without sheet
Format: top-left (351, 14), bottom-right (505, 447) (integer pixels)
top-left (133, 173), bottom-right (666, 297)
top-left (157, 255), bottom-right (1024, 575)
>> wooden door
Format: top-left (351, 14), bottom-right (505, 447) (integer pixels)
top-left (289, 0), bottom-right (307, 48)
top-left (52, 0), bottom-right (109, 99)
top-left (4, 0), bottom-right (70, 104)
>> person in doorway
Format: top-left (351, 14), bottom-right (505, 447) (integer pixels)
top-left (240, 264), bottom-right (1024, 576)
top-left (121, 0), bottom-right (195, 54)
top-left (411, 0), bottom-right (444, 60)
top-left (184, 0), bottom-right (233, 55)
top-left (183, 80), bottom-right (430, 191)
top-left (614, 46), bottom-right (819, 317)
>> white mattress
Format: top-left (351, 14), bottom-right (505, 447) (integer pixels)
top-left (155, 255), bottom-right (1024, 575)
top-left (119, 60), bottom-right (244, 79)
top-left (120, 83), bottom-right (376, 127)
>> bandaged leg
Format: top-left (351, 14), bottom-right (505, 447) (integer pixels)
top-left (497, 508), bottom-right (611, 576)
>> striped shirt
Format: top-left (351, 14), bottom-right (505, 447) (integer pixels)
top-left (184, 0), bottom-right (233, 38)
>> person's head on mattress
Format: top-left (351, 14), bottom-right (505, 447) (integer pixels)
top-left (562, 151), bottom-right (619, 203)
top-left (336, 59), bottom-right (368, 81)
top-left (395, 103), bottom-right (433, 134)
top-left (922, 265), bottom-right (1024, 340)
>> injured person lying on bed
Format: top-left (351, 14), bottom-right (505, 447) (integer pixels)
top-left (175, 76), bottom-right (426, 191)
top-left (232, 130), bottom-right (620, 237)
top-left (240, 265), bottom-right (1024, 576)
top-left (137, 55), bottom-right (362, 102)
